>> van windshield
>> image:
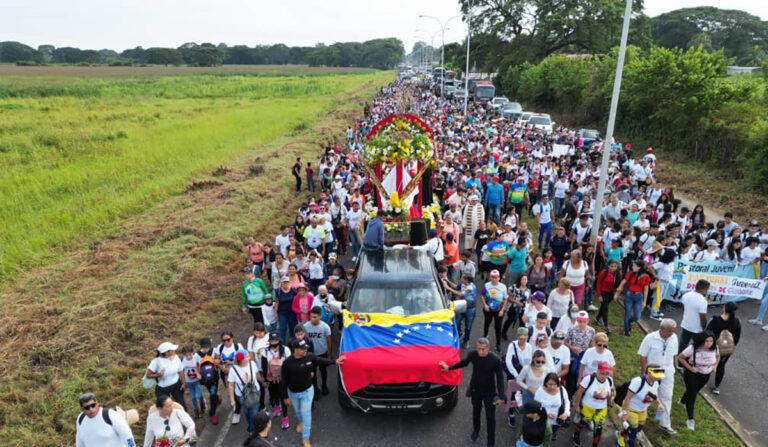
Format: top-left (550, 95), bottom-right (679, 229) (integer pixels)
top-left (349, 282), bottom-right (444, 316)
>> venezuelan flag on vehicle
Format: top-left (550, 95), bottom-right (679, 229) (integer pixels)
top-left (339, 308), bottom-right (462, 393)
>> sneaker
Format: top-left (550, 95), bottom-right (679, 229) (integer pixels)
top-left (624, 329), bottom-right (631, 337)
top-left (617, 431), bottom-right (626, 447)
top-left (281, 417), bottom-right (289, 429)
top-left (686, 419), bottom-right (695, 431)
top-left (209, 415), bottom-right (218, 425)
top-left (470, 430), bottom-right (480, 443)
top-left (464, 340), bottom-right (471, 349)
top-left (322, 385), bottom-right (329, 396)
top-left (711, 386), bottom-right (720, 395)
top-left (302, 440), bottom-right (312, 447)
top-left (649, 312), bottom-right (662, 321)
top-left (762, 325), bottom-right (768, 331)
top-left (352, 256), bottom-right (358, 263)
top-left (573, 432), bottom-right (581, 446)
top-left (588, 420), bottom-right (595, 431)
top-left (495, 346), bottom-right (501, 354)
top-left (232, 413), bottom-right (241, 425)
top-left (588, 304), bottom-right (598, 312)
top-left (748, 319), bottom-right (762, 325)
top-left (296, 422), bottom-right (303, 433)
top-left (201, 400), bottom-right (207, 411)
top-left (507, 414), bottom-right (516, 427)
top-left (658, 425), bottom-right (677, 435)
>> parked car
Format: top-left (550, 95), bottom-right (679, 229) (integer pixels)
top-left (529, 114), bottom-right (554, 134)
top-left (490, 97), bottom-right (509, 110)
top-left (520, 112), bottom-right (533, 126)
top-left (454, 89), bottom-right (468, 99)
top-left (501, 102), bottom-right (523, 120)
top-left (578, 128), bottom-right (601, 146)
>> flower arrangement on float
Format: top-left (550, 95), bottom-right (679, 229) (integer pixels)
top-left (361, 115), bottom-right (437, 167)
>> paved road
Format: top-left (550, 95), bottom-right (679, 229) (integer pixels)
top-left (196, 252), bottom-right (622, 447)
top-left (644, 299), bottom-right (768, 446)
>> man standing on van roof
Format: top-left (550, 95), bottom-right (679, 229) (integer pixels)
top-left (361, 209), bottom-right (384, 252)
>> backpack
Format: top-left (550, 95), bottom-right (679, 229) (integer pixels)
top-left (614, 377), bottom-right (645, 406)
top-left (78, 407), bottom-right (112, 426)
top-left (198, 354), bottom-right (217, 386)
top-left (267, 354), bottom-right (284, 383)
top-left (717, 329), bottom-right (736, 356)
top-left (583, 373), bottom-right (613, 397)
top-left (232, 362), bottom-right (260, 409)
top-left (319, 304), bottom-right (335, 325)
top-left (599, 269), bottom-right (620, 290)
top-left (527, 326), bottom-right (553, 343)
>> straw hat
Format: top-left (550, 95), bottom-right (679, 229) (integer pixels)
top-left (650, 241), bottom-right (664, 254)
top-left (115, 407), bottom-right (140, 426)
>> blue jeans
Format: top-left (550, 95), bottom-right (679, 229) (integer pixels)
top-left (288, 387), bottom-right (314, 440)
top-left (517, 440), bottom-right (543, 447)
top-left (624, 291), bottom-right (643, 332)
top-left (487, 204), bottom-right (501, 225)
top-left (278, 312), bottom-right (298, 344)
top-left (237, 394), bottom-right (258, 434)
top-left (756, 288), bottom-right (768, 322)
top-left (522, 389), bottom-right (535, 405)
top-left (456, 307), bottom-right (477, 341)
top-left (553, 197), bottom-right (564, 218)
top-left (187, 381), bottom-right (203, 409)
top-left (538, 221), bottom-right (552, 248)
top-left (349, 228), bottom-right (361, 257)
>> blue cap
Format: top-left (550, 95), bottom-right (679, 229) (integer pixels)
top-left (429, 229), bottom-right (438, 238)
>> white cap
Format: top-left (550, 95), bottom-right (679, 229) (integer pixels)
top-left (157, 342), bottom-right (179, 354)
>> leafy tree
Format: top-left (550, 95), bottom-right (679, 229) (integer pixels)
top-left (189, 46), bottom-right (224, 66)
top-left (145, 47), bottom-right (185, 66)
top-left (0, 41), bottom-right (40, 63)
top-left (120, 46), bottom-right (146, 64)
top-left (650, 7), bottom-right (768, 65)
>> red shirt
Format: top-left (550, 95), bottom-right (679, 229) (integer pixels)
top-left (624, 272), bottom-right (651, 293)
top-left (596, 269), bottom-right (619, 293)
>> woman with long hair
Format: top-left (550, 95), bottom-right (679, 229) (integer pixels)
top-left (559, 249), bottom-right (588, 308)
top-left (678, 331), bottom-right (720, 431)
top-left (502, 274), bottom-right (530, 339)
top-left (705, 302), bottom-right (740, 395)
top-left (614, 260), bottom-right (652, 336)
top-left (526, 254), bottom-right (549, 294)
top-left (691, 204), bottom-right (706, 226)
top-left (721, 239), bottom-right (742, 264)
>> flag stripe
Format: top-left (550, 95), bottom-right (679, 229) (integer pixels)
top-left (343, 308), bottom-right (455, 328)
top-left (340, 321), bottom-right (458, 352)
top-left (340, 345), bottom-right (461, 394)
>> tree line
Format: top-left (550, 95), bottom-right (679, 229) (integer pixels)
top-left (0, 39), bottom-right (404, 69)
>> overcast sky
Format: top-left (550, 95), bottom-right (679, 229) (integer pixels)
top-left (1, 0), bottom-right (767, 53)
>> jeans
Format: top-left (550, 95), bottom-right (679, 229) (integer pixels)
top-left (553, 197), bottom-right (564, 218)
top-left (517, 440), bottom-right (543, 447)
top-left (521, 389), bottom-right (535, 405)
top-left (237, 394), bottom-right (259, 434)
top-left (278, 312), bottom-right (298, 344)
top-left (538, 221), bottom-right (552, 248)
top-left (755, 289), bottom-right (768, 322)
top-left (624, 291), bottom-right (643, 332)
top-left (187, 381), bottom-right (203, 409)
top-left (349, 228), bottom-right (361, 257)
top-left (307, 176), bottom-right (315, 192)
top-left (456, 307), bottom-right (477, 341)
top-left (288, 387), bottom-right (314, 440)
top-left (487, 204), bottom-right (501, 226)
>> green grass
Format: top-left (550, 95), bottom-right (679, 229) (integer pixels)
top-left (0, 69), bottom-right (393, 447)
top-left (518, 213), bottom-right (741, 446)
top-left (0, 71), bottom-right (391, 279)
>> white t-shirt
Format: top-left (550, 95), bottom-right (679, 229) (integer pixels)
top-left (304, 226), bottom-right (325, 248)
top-left (247, 334), bottom-right (270, 357)
top-left (536, 202), bottom-right (553, 224)
top-left (579, 374), bottom-right (614, 410)
top-left (148, 355), bottom-right (183, 388)
top-left (547, 289), bottom-right (573, 319)
top-left (180, 357), bottom-right (199, 384)
top-left (535, 386), bottom-right (570, 423)
top-left (275, 234), bottom-right (291, 256)
top-left (76, 408), bottom-right (135, 447)
top-left (228, 361), bottom-right (261, 397)
top-left (347, 209), bottom-right (363, 230)
top-left (680, 291), bottom-right (708, 333)
top-left (740, 246), bottom-right (762, 265)
top-left (580, 347), bottom-right (616, 377)
top-left (626, 377), bottom-right (659, 412)
top-left (548, 344), bottom-right (571, 372)
top-left (554, 180), bottom-right (569, 199)
top-left (555, 316), bottom-right (575, 334)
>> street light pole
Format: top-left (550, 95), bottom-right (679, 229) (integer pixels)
top-left (463, 0), bottom-right (473, 117)
top-left (419, 14), bottom-right (459, 98)
top-left (590, 0), bottom-right (634, 245)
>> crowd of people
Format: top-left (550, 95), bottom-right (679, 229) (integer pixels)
top-left (75, 72), bottom-right (768, 447)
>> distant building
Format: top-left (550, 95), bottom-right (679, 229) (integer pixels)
top-left (727, 66), bottom-right (762, 75)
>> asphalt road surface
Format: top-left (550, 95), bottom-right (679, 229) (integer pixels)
top-left (197, 282), bottom-right (622, 447)
top-left (646, 298), bottom-right (768, 446)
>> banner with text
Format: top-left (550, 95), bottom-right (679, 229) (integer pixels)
top-left (659, 259), bottom-right (765, 305)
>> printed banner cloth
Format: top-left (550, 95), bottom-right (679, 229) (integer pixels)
top-left (659, 259), bottom-right (765, 305)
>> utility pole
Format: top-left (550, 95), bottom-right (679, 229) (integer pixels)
top-left (463, 0), bottom-right (473, 117)
top-left (590, 0), bottom-right (634, 245)
top-left (419, 14), bottom-right (459, 98)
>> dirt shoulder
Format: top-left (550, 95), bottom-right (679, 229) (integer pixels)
top-left (655, 152), bottom-right (767, 224)
top-left (0, 75), bottom-right (390, 447)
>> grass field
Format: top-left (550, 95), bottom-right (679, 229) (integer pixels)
top-left (0, 68), bottom-right (390, 279)
top-left (0, 64), bottom-right (378, 76)
top-left (0, 68), bottom-right (393, 447)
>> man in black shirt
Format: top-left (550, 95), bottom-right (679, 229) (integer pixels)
top-left (281, 339), bottom-right (344, 447)
top-left (440, 337), bottom-right (505, 447)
